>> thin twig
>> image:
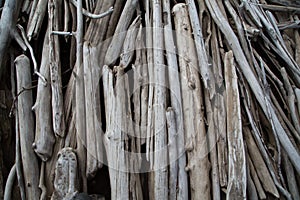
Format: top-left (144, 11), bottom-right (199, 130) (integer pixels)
top-left (9, 85), bottom-right (37, 117)
top-left (3, 164), bottom-right (16, 200)
top-left (51, 31), bottom-right (73, 36)
top-left (70, 0), bottom-right (113, 19)
top-left (16, 24), bottom-right (47, 86)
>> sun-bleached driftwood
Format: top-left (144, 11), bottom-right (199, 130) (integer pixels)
top-left (163, 1), bottom-right (188, 199)
top-left (281, 67), bottom-right (300, 133)
top-left (224, 51), bottom-right (247, 199)
top-left (247, 153), bottom-right (266, 199)
top-left (75, 0), bottom-right (87, 192)
top-left (204, 90), bottom-right (221, 200)
top-left (132, 24), bottom-right (147, 147)
top-left (3, 164), bottom-right (16, 200)
top-left (0, 0), bottom-right (23, 77)
top-left (49, 0), bottom-right (66, 138)
top-left (32, 31), bottom-right (55, 162)
top-left (83, 42), bottom-right (103, 179)
top-left (51, 147), bottom-right (79, 200)
top-left (205, 0), bottom-right (300, 174)
top-left (244, 127), bottom-right (279, 198)
top-left (11, 60), bottom-right (26, 200)
top-left (102, 65), bottom-right (129, 200)
top-left (26, 0), bottom-right (47, 40)
top-left (173, 4), bottom-right (211, 199)
top-left (152, 1), bottom-right (168, 199)
top-left (15, 55), bottom-right (40, 200)
top-left (186, 0), bottom-right (215, 95)
top-left (105, 0), bottom-right (138, 66)
top-left (120, 15), bottom-right (141, 68)
top-left (166, 108), bottom-right (178, 200)
top-left (84, 0), bottom-right (115, 46)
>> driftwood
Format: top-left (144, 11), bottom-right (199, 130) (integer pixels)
top-left (3, 0), bottom-right (300, 199)
top-left (32, 31), bottom-right (55, 162)
top-left (0, 0), bottom-right (23, 77)
top-left (49, 0), bottom-right (66, 138)
top-left (224, 51), bottom-right (247, 199)
top-left (15, 55), bottom-right (40, 200)
top-left (173, 4), bottom-right (211, 199)
top-left (102, 65), bottom-right (129, 200)
top-left (83, 42), bottom-right (103, 179)
top-left (105, 0), bottom-right (138, 66)
top-left (26, 0), bottom-right (47, 40)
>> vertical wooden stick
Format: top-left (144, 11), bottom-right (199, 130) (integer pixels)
top-left (15, 55), bottom-right (40, 200)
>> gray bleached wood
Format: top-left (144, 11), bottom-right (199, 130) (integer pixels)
top-left (224, 51), bottom-right (246, 200)
top-left (32, 31), bottom-right (55, 162)
top-left (173, 3), bottom-right (211, 199)
top-left (205, 0), bottom-right (300, 174)
top-left (105, 0), bottom-right (138, 66)
top-left (163, 0), bottom-right (188, 199)
top-left (49, 0), bottom-right (66, 137)
top-left (15, 55), bottom-right (40, 200)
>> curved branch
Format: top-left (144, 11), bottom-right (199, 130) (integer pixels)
top-left (70, 0), bottom-right (113, 19)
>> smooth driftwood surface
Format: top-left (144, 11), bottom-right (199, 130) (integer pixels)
top-left (15, 55), bottom-right (40, 200)
top-left (0, 0), bottom-right (22, 77)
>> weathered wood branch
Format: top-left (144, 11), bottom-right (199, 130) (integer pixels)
top-left (224, 51), bottom-right (246, 199)
top-left (15, 55), bottom-right (40, 200)
top-left (0, 0), bottom-right (23, 78)
top-left (173, 4), bottom-right (211, 199)
top-left (32, 31), bottom-right (55, 162)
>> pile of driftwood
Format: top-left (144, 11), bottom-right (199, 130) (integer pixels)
top-left (1, 0), bottom-right (300, 199)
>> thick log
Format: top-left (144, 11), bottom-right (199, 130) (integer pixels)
top-left (224, 51), bottom-right (246, 199)
top-left (173, 4), bottom-right (211, 199)
top-left (15, 55), bottom-right (40, 200)
top-left (32, 30), bottom-right (55, 162)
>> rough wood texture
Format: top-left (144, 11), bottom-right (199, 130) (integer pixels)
top-left (102, 65), bottom-right (129, 200)
top-left (224, 51), bottom-right (246, 199)
top-left (26, 0), bottom-right (47, 40)
top-left (163, 1), bottom-right (188, 198)
top-left (49, 0), bottom-right (66, 138)
top-left (83, 42), bottom-right (103, 179)
top-left (205, 0), bottom-right (300, 174)
top-left (15, 55), bottom-right (40, 200)
top-left (32, 31), bottom-right (55, 162)
top-left (105, 0), bottom-right (138, 66)
top-left (51, 147), bottom-right (78, 200)
top-left (173, 4), bottom-right (211, 199)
